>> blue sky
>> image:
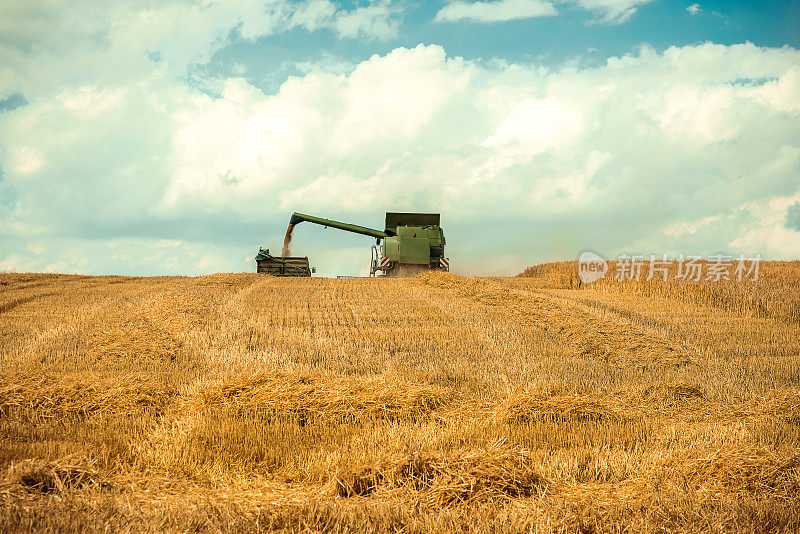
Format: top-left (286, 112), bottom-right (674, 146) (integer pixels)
top-left (203, 1), bottom-right (800, 92)
top-left (1, 0), bottom-right (799, 276)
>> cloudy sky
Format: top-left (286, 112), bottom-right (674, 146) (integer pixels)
top-left (1, 0), bottom-right (798, 276)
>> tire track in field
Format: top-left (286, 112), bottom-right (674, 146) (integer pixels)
top-left (0, 294), bottom-right (59, 314)
top-left (493, 280), bottom-right (680, 337)
top-left (0, 276), bottom-right (131, 315)
top-left (413, 273), bottom-right (698, 370)
top-left (492, 280), bottom-right (711, 362)
top-left (504, 282), bottom-right (702, 368)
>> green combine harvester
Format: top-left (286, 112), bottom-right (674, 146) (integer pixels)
top-left (283, 212), bottom-right (449, 277)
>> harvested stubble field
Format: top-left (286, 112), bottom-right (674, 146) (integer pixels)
top-left (1, 263), bottom-right (799, 533)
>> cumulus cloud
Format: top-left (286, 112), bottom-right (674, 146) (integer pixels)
top-left (663, 216), bottom-right (721, 237)
top-left (568, 0), bottom-right (657, 24)
top-left (332, 1), bottom-right (403, 38)
top-left (0, 0), bottom-right (403, 102)
top-left (434, 0), bottom-right (558, 23)
top-left (729, 191), bottom-right (800, 259)
top-left (287, 0), bottom-right (402, 39)
top-left (2, 27), bottom-right (800, 275)
top-left (433, 0), bottom-right (654, 24)
top-left (687, 3), bottom-right (702, 15)
top-left (787, 202), bottom-right (800, 231)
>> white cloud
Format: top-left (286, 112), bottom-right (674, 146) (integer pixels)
top-left (729, 191), bottom-right (800, 259)
top-left (2, 38), bottom-right (800, 275)
top-left (751, 68), bottom-right (800, 113)
top-left (483, 97), bottom-right (585, 155)
top-left (7, 146), bottom-right (45, 175)
top-left (333, 1), bottom-right (403, 39)
top-left (663, 215), bottom-right (722, 237)
top-left (568, 0), bottom-right (656, 24)
top-left (687, 4), bottom-right (701, 15)
top-left (288, 0), bottom-right (403, 39)
top-left (432, 0), bottom-right (654, 25)
top-left (57, 87), bottom-right (126, 116)
top-left (646, 84), bottom-right (741, 145)
top-left (434, 0), bottom-right (558, 23)
top-left (0, 0), bottom-right (403, 102)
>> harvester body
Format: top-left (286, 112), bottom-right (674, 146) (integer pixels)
top-left (289, 212), bottom-right (448, 276)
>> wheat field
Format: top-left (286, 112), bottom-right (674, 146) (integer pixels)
top-left (1, 264), bottom-right (799, 532)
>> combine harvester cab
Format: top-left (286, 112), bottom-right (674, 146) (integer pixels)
top-left (255, 248), bottom-right (312, 277)
top-left (286, 212), bottom-right (449, 277)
